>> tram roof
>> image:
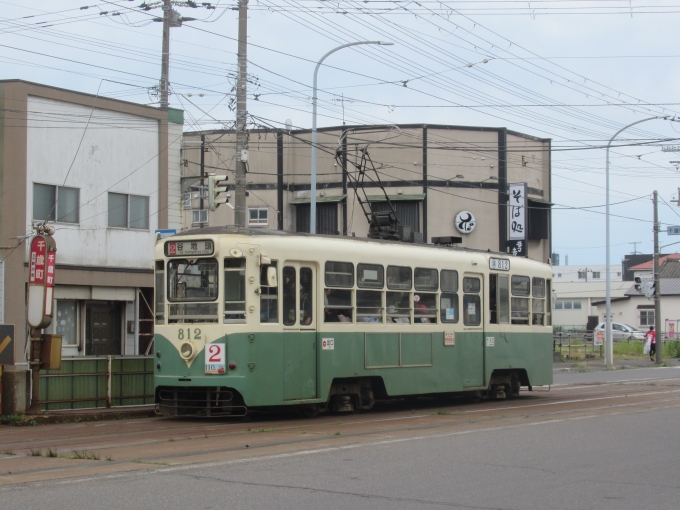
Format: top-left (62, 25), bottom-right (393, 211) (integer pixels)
top-left (171, 226), bottom-right (538, 261)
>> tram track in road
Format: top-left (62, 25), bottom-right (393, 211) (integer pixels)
top-left (1, 375), bottom-right (679, 455)
top-left (1, 375), bottom-right (680, 487)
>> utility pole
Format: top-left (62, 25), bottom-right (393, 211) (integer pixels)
top-left (160, 0), bottom-right (171, 109)
top-left (234, 0), bottom-right (248, 227)
top-left (629, 241), bottom-right (642, 254)
top-left (200, 134), bottom-right (205, 227)
top-left (653, 191), bottom-right (663, 364)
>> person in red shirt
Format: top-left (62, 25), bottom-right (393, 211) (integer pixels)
top-left (646, 326), bottom-right (656, 361)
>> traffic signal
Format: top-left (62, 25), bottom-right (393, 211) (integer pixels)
top-left (644, 281), bottom-right (655, 299)
top-left (208, 174), bottom-right (229, 211)
top-left (634, 276), bottom-right (642, 292)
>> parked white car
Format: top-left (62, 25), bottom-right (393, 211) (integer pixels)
top-left (593, 322), bottom-right (646, 341)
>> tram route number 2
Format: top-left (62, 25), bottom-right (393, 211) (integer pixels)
top-left (205, 343), bottom-right (226, 374)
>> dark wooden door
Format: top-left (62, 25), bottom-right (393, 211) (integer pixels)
top-left (87, 304), bottom-right (121, 355)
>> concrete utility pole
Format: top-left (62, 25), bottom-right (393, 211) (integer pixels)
top-left (629, 241), bottom-right (642, 254)
top-left (234, 0), bottom-right (249, 227)
top-left (160, 0), bottom-right (171, 109)
top-left (653, 191), bottom-right (663, 364)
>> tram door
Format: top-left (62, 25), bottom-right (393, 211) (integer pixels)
top-left (281, 263), bottom-right (317, 400)
top-left (461, 273), bottom-right (484, 387)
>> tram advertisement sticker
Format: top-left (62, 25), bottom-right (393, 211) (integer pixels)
top-left (322, 338), bottom-right (335, 350)
top-left (205, 343), bottom-right (226, 374)
top-left (444, 332), bottom-right (455, 346)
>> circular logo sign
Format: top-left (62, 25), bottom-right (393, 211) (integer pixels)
top-left (455, 211), bottom-right (476, 234)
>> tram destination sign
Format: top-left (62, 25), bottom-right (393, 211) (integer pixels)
top-left (165, 240), bottom-right (214, 257)
top-left (489, 257), bottom-right (510, 271)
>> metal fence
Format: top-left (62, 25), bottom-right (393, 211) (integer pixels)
top-left (553, 333), bottom-right (604, 360)
top-left (39, 356), bottom-right (154, 412)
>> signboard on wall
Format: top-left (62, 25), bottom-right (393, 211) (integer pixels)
top-left (27, 235), bottom-right (57, 329)
top-left (507, 183), bottom-right (527, 257)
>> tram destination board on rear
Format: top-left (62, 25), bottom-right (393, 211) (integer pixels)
top-left (489, 257), bottom-right (510, 271)
top-left (165, 240), bottom-right (214, 257)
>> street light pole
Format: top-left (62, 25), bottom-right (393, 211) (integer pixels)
top-left (605, 116), bottom-right (664, 368)
top-left (310, 41), bottom-right (393, 234)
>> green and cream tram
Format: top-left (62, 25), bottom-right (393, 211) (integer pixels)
top-left (153, 227), bottom-right (553, 416)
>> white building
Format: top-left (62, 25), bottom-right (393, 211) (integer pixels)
top-left (552, 264), bottom-right (622, 284)
top-left (0, 80), bottom-right (183, 413)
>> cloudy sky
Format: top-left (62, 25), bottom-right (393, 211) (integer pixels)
top-left (3, 1), bottom-right (680, 265)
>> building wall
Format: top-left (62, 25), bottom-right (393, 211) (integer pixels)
top-left (181, 124), bottom-right (552, 264)
top-left (25, 96), bottom-right (160, 268)
top-left (596, 295), bottom-right (680, 331)
top-left (553, 281), bottom-right (630, 328)
top-left (167, 119), bottom-right (183, 231)
top-left (552, 264), bottom-right (623, 283)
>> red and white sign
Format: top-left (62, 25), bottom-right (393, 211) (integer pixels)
top-left (27, 235), bottom-right (57, 329)
top-left (444, 332), bottom-right (456, 346)
top-left (205, 343), bottom-right (226, 374)
top-left (322, 338), bottom-right (334, 350)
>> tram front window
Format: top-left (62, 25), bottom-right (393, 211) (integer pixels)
top-left (167, 258), bottom-right (218, 323)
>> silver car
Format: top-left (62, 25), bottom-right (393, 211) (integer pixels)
top-left (593, 322), bottom-right (646, 341)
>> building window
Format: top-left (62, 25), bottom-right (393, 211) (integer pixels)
top-left (617, 272), bottom-right (622, 277)
top-left (557, 273), bottom-right (562, 278)
top-left (108, 193), bottom-right (149, 229)
top-left (248, 207), bottom-right (268, 226)
top-left (183, 193), bottom-right (192, 209)
top-left (555, 300), bottom-right (582, 310)
top-left (33, 183), bottom-right (80, 223)
top-left (640, 309), bottom-right (655, 327)
top-left (592, 272), bottom-right (601, 279)
top-left (192, 209), bottom-right (208, 225)
top-left (0, 260), bottom-right (4, 324)
top-left (577, 270), bottom-right (586, 280)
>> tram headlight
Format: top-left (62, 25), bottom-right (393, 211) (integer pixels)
top-left (179, 341), bottom-right (196, 360)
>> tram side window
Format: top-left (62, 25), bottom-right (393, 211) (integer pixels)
top-left (325, 261), bottom-right (354, 288)
top-left (414, 267), bottom-right (437, 324)
top-left (283, 266), bottom-right (296, 326)
top-left (357, 290), bottom-right (383, 323)
top-left (357, 263), bottom-right (384, 289)
top-left (155, 260), bottom-right (165, 325)
top-left (300, 267), bottom-right (314, 325)
top-left (511, 275), bottom-right (530, 325)
top-left (386, 291), bottom-right (411, 323)
top-left (387, 265), bottom-right (412, 290)
top-left (489, 274), bottom-right (509, 325)
top-left (532, 277), bottom-right (546, 326)
top-left (324, 288), bottom-right (353, 323)
top-left (463, 277), bottom-right (481, 326)
top-left (224, 258), bottom-right (246, 323)
top-left (260, 262), bottom-right (278, 324)
top-left (440, 270), bottom-right (458, 324)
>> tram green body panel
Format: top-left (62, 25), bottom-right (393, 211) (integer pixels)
top-left (155, 329), bottom-right (552, 407)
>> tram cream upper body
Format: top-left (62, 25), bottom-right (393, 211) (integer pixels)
top-left (154, 230), bottom-right (552, 351)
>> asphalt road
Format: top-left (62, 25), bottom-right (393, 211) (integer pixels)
top-left (2, 367), bottom-right (680, 510)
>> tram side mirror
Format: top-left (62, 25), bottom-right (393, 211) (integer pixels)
top-left (266, 266), bottom-right (278, 287)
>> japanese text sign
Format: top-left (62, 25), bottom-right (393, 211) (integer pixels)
top-left (508, 183), bottom-right (527, 241)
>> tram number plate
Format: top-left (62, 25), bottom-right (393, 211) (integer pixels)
top-left (489, 257), bottom-right (510, 271)
top-left (205, 343), bottom-right (226, 374)
top-left (444, 332), bottom-right (455, 346)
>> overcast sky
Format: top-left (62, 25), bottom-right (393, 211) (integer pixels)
top-left (3, 0), bottom-right (680, 266)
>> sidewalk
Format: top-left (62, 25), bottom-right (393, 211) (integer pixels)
top-left (554, 356), bottom-right (680, 373)
top-left (1, 405), bottom-right (157, 426)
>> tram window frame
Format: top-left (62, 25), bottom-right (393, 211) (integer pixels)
top-left (283, 266), bottom-right (297, 326)
top-left (463, 276), bottom-right (481, 327)
top-left (324, 288), bottom-right (353, 323)
top-left (414, 292), bottom-right (437, 324)
top-left (325, 261), bottom-right (354, 288)
top-left (356, 290), bottom-right (383, 323)
top-left (357, 263), bottom-right (384, 289)
top-left (440, 293), bottom-right (459, 324)
top-left (532, 277), bottom-right (546, 326)
top-left (300, 267), bottom-right (314, 325)
top-left (224, 258), bottom-right (246, 323)
top-left (386, 291), bottom-right (411, 323)
top-left (546, 279), bottom-right (552, 326)
top-left (167, 258), bottom-right (219, 303)
top-left (511, 275), bottom-right (530, 325)
top-left (489, 274), bottom-right (510, 325)
top-left (259, 261), bottom-right (278, 324)
top-left (414, 268), bottom-right (438, 292)
top-left (155, 260), bottom-right (165, 325)
top-left (387, 265), bottom-right (412, 291)
top-left (441, 270), bottom-right (458, 293)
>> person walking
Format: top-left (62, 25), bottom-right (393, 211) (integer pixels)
top-left (645, 326), bottom-right (656, 361)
